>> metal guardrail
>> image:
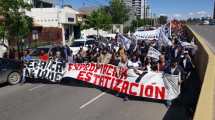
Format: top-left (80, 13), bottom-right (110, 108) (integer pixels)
top-left (187, 25), bottom-right (215, 120)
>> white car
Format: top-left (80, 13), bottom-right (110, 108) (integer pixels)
top-left (69, 38), bottom-right (97, 55)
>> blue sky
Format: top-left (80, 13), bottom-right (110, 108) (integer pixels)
top-left (62, 0), bottom-right (214, 19)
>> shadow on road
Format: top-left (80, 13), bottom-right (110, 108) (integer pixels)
top-left (163, 70), bottom-right (201, 120)
top-left (0, 83), bottom-right (10, 88)
top-left (25, 77), bottom-right (166, 105)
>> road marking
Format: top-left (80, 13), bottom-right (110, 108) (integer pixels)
top-left (80, 92), bottom-right (106, 109)
top-left (28, 85), bottom-right (46, 91)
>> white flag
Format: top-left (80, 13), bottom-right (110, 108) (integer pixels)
top-left (147, 47), bottom-right (161, 60)
top-left (163, 74), bottom-right (181, 100)
top-left (118, 34), bottom-right (131, 50)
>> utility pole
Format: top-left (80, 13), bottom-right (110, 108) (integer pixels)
top-left (213, 0), bottom-right (215, 19)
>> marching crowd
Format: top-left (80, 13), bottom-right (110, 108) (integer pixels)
top-left (3, 22), bottom-right (196, 84)
top-left (2, 21), bottom-right (196, 104)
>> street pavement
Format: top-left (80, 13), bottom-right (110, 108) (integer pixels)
top-left (189, 25), bottom-right (215, 53)
top-left (0, 80), bottom-right (167, 120)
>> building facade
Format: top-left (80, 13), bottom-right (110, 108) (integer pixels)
top-left (25, 0), bottom-right (54, 8)
top-left (26, 5), bottom-right (84, 45)
top-left (123, 0), bottom-right (150, 19)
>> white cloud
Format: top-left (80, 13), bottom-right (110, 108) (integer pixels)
top-left (187, 11), bottom-right (211, 18)
top-left (159, 13), bottom-right (167, 16)
top-left (164, 10), bottom-right (211, 20)
top-left (196, 11), bottom-right (207, 15)
top-left (172, 14), bottom-right (183, 19)
top-left (189, 12), bottom-right (194, 16)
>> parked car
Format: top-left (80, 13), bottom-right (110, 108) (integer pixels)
top-left (0, 58), bottom-right (23, 85)
top-left (70, 37), bottom-right (98, 55)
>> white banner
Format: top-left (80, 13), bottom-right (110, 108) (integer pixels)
top-left (163, 74), bottom-right (181, 100)
top-left (63, 63), bottom-right (181, 100)
top-left (133, 29), bottom-right (160, 40)
top-left (24, 61), bottom-right (181, 100)
top-left (118, 34), bottom-right (132, 50)
top-left (159, 26), bottom-right (173, 46)
top-left (147, 47), bottom-right (161, 60)
top-left (24, 60), bottom-right (65, 82)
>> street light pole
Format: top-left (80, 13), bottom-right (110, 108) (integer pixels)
top-left (169, 16), bottom-right (172, 38)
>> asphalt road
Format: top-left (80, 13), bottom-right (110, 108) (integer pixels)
top-left (0, 80), bottom-right (167, 120)
top-left (189, 25), bottom-right (215, 53)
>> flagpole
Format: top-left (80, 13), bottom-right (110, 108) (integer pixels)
top-left (169, 17), bottom-right (172, 38)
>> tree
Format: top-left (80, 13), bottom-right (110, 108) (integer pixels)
top-left (85, 8), bottom-right (112, 36)
top-left (0, 0), bottom-right (32, 47)
top-left (109, 0), bottom-right (129, 24)
top-left (158, 16), bottom-right (168, 25)
top-left (130, 18), bottom-right (154, 32)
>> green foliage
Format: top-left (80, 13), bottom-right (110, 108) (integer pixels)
top-left (0, 24), bottom-right (5, 38)
top-left (130, 18), bottom-right (154, 32)
top-left (158, 16), bottom-right (168, 25)
top-left (109, 0), bottom-right (129, 24)
top-left (0, 0), bottom-right (32, 43)
top-left (85, 8), bottom-right (112, 31)
top-left (82, 0), bottom-right (129, 33)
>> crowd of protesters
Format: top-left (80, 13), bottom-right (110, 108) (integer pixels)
top-left (2, 21), bottom-right (196, 104)
top-left (69, 21), bottom-right (195, 103)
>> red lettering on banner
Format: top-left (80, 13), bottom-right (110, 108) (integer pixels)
top-left (104, 76), bottom-right (112, 89)
top-left (129, 83), bottom-right (139, 96)
top-left (93, 74), bottom-right (100, 85)
top-left (120, 81), bottom-right (129, 94)
top-left (106, 65), bottom-right (113, 76)
top-left (110, 78), bottom-right (116, 89)
top-left (77, 71), bottom-right (85, 81)
top-left (119, 67), bottom-right (128, 80)
top-left (85, 72), bottom-right (92, 82)
top-left (113, 79), bottom-right (122, 92)
top-left (101, 64), bottom-right (108, 75)
top-left (139, 84), bottom-right (145, 97)
top-left (74, 64), bottom-right (81, 70)
top-left (68, 64), bottom-right (74, 71)
top-left (112, 67), bottom-right (118, 78)
top-left (83, 64), bottom-right (89, 71)
top-left (145, 85), bottom-right (154, 97)
top-left (94, 64), bottom-right (101, 73)
top-left (155, 87), bottom-right (165, 100)
top-left (89, 63), bottom-right (96, 72)
top-left (80, 64), bottom-right (86, 70)
top-left (99, 76), bottom-right (105, 87)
